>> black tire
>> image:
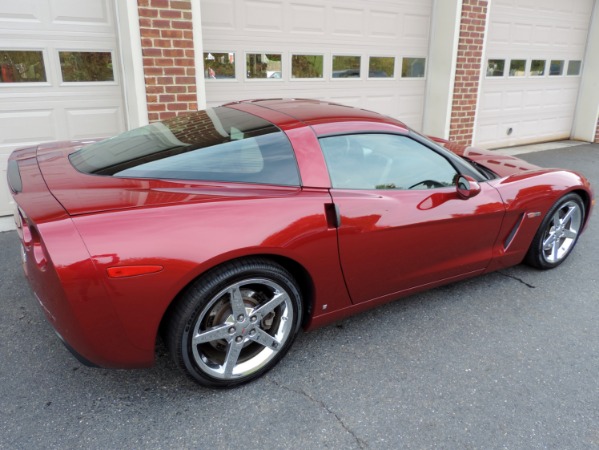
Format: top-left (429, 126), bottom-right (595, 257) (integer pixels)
top-left (165, 258), bottom-right (303, 388)
top-left (525, 193), bottom-right (585, 270)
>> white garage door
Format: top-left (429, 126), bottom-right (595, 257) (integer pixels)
top-left (475, 0), bottom-right (594, 148)
top-left (201, 0), bottom-right (431, 128)
top-left (0, 0), bottom-right (126, 217)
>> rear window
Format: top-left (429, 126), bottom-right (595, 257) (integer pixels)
top-left (69, 107), bottom-right (301, 186)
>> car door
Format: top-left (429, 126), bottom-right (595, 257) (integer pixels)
top-left (320, 133), bottom-right (506, 304)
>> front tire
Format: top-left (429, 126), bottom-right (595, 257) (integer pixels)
top-left (525, 193), bottom-right (585, 270)
top-left (165, 258), bottom-right (302, 388)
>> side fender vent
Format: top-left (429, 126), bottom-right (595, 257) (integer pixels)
top-left (504, 213), bottom-right (525, 250)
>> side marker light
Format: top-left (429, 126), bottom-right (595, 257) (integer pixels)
top-left (107, 265), bottom-right (164, 278)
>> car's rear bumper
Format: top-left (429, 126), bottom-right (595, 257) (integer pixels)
top-left (10, 150), bottom-right (155, 369)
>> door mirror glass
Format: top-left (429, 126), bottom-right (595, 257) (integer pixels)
top-left (456, 175), bottom-right (481, 199)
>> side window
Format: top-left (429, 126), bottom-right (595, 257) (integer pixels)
top-left (113, 131), bottom-right (300, 186)
top-left (319, 134), bottom-right (457, 190)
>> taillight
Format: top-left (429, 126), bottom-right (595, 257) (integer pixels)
top-left (18, 210), bottom-right (48, 270)
top-left (7, 159), bottom-right (22, 193)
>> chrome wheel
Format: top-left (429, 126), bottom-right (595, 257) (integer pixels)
top-left (526, 193), bottom-right (585, 270)
top-left (191, 278), bottom-right (295, 380)
top-left (541, 200), bottom-right (582, 264)
top-left (166, 259), bottom-right (302, 387)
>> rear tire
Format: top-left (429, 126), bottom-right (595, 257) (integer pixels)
top-left (525, 193), bottom-right (585, 270)
top-left (165, 258), bottom-right (302, 388)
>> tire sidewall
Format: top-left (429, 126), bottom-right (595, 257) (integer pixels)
top-left (527, 193), bottom-right (585, 270)
top-left (175, 260), bottom-right (302, 387)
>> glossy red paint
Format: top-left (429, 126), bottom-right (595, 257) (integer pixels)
top-left (7, 99), bottom-right (594, 370)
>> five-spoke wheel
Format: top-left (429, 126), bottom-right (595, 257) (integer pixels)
top-left (165, 259), bottom-right (302, 387)
top-left (526, 193), bottom-right (585, 269)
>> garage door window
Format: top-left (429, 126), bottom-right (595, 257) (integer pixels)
top-left (549, 60), bottom-right (564, 76)
top-left (486, 59), bottom-right (505, 77)
top-left (530, 59), bottom-right (546, 76)
top-left (567, 60), bottom-right (582, 76)
top-left (291, 54), bottom-right (323, 79)
top-left (332, 55), bottom-right (361, 78)
top-left (59, 51), bottom-right (114, 82)
top-left (246, 53), bottom-right (282, 79)
top-left (0, 50), bottom-right (47, 83)
top-left (401, 57), bottom-right (426, 78)
top-left (205, 52), bottom-right (236, 79)
top-left (509, 59), bottom-right (526, 77)
top-left (368, 57), bottom-right (395, 78)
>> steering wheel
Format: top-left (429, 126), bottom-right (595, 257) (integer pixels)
top-left (408, 179), bottom-right (445, 189)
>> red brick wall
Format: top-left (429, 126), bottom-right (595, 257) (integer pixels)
top-left (138, 0), bottom-right (197, 122)
top-left (448, 0), bottom-right (489, 146)
top-left (595, 117), bottom-right (599, 144)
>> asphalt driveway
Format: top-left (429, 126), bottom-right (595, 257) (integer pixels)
top-left (1, 143), bottom-right (598, 449)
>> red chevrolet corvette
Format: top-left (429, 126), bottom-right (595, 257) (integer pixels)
top-left (7, 99), bottom-right (594, 387)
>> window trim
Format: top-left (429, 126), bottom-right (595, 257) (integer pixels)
top-left (508, 58), bottom-right (527, 77)
top-left (289, 53), bottom-right (325, 81)
top-left (529, 59), bottom-right (547, 77)
top-left (485, 58), bottom-right (506, 78)
top-left (331, 54), bottom-right (362, 81)
top-left (244, 51), bottom-right (284, 81)
top-left (566, 59), bottom-right (582, 76)
top-left (0, 48), bottom-right (51, 86)
top-left (204, 51), bottom-right (238, 82)
top-left (57, 49), bottom-right (118, 86)
top-left (367, 55), bottom-right (397, 80)
top-left (549, 59), bottom-right (565, 76)
top-left (400, 56), bottom-right (427, 79)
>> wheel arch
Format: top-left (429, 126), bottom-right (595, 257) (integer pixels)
top-left (570, 188), bottom-right (592, 228)
top-left (158, 253), bottom-right (315, 342)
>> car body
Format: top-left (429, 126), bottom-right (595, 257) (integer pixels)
top-left (7, 99), bottom-right (594, 387)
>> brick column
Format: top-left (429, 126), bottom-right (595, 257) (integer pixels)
top-left (138, 0), bottom-right (197, 122)
top-left (448, 0), bottom-right (489, 146)
top-left (595, 117), bottom-right (599, 143)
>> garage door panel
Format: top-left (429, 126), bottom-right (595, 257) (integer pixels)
top-left (0, 110), bottom-right (56, 145)
top-left (49, 0), bottom-right (112, 26)
top-left (0, 4), bottom-right (42, 24)
top-left (65, 107), bottom-right (124, 140)
top-left (504, 91), bottom-right (523, 110)
top-left (244, 1), bottom-right (284, 31)
top-left (366, 95), bottom-right (399, 117)
top-left (290, 3), bottom-right (326, 34)
top-left (475, 124), bottom-right (499, 144)
top-left (524, 89), bottom-right (544, 107)
top-left (403, 14), bottom-right (430, 39)
top-left (331, 7), bottom-right (364, 36)
top-left (327, 95), bottom-right (361, 107)
top-left (512, 23), bottom-right (532, 44)
top-left (489, 21), bottom-right (510, 43)
top-left (368, 10), bottom-right (399, 38)
top-left (480, 92), bottom-right (502, 112)
top-left (202, 0), bottom-right (235, 29)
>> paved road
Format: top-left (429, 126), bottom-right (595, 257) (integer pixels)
top-left (1, 144), bottom-right (598, 449)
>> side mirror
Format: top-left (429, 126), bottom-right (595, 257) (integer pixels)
top-left (456, 175), bottom-right (481, 200)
